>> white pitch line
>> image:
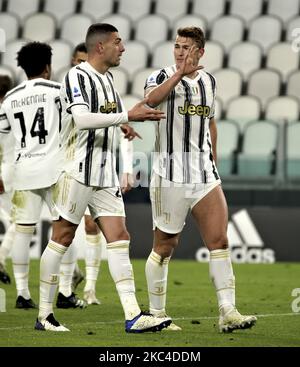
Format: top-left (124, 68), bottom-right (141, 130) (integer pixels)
top-left (0, 312), bottom-right (299, 331)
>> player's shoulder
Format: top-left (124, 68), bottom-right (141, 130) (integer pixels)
top-left (201, 70), bottom-right (216, 87)
top-left (1, 82), bottom-right (26, 103)
top-left (33, 79), bottom-right (61, 90)
top-left (147, 65), bottom-right (174, 86)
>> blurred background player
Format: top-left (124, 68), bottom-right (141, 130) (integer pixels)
top-left (144, 27), bottom-right (257, 333)
top-left (58, 43), bottom-right (134, 306)
top-left (0, 75), bottom-right (15, 284)
top-left (0, 42), bottom-right (65, 309)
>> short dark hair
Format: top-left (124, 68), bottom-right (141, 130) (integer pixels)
top-left (85, 23), bottom-right (118, 52)
top-left (0, 75), bottom-right (13, 98)
top-left (17, 42), bottom-right (52, 78)
top-left (73, 42), bottom-right (87, 57)
top-left (177, 27), bottom-right (206, 48)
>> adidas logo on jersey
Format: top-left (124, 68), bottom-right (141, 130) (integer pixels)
top-left (195, 209), bottom-right (276, 264)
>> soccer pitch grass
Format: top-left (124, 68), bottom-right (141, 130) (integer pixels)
top-left (0, 260), bottom-right (300, 347)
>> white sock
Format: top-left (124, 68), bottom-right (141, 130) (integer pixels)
top-left (145, 250), bottom-right (170, 316)
top-left (209, 249), bottom-right (235, 315)
top-left (106, 240), bottom-right (140, 320)
top-left (59, 243), bottom-right (77, 297)
top-left (0, 223), bottom-right (15, 265)
top-left (39, 240), bottom-right (68, 319)
top-left (12, 224), bottom-right (35, 299)
top-left (84, 234), bottom-right (102, 292)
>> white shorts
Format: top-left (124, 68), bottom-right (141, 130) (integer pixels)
top-left (150, 172), bottom-right (221, 234)
top-left (54, 172), bottom-right (125, 225)
top-left (10, 186), bottom-right (58, 224)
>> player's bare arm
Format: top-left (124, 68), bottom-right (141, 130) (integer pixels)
top-left (209, 117), bottom-right (218, 163)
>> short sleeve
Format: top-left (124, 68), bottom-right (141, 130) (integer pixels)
top-left (0, 103), bottom-right (11, 134)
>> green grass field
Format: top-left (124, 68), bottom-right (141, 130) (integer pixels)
top-left (0, 260), bottom-right (300, 347)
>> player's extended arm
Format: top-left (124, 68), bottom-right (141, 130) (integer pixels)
top-left (209, 117), bottom-right (217, 164)
top-left (71, 101), bottom-right (165, 130)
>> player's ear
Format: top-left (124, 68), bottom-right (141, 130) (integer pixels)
top-left (199, 48), bottom-right (205, 58)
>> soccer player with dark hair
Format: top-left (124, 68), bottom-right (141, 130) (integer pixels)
top-left (0, 74), bottom-right (14, 285)
top-left (0, 42), bottom-right (63, 308)
top-left (144, 27), bottom-right (257, 332)
top-left (35, 23), bottom-right (171, 332)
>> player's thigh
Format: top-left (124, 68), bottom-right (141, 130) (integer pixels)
top-left (89, 187), bottom-right (127, 242)
top-left (54, 172), bottom-right (91, 225)
top-left (150, 173), bottom-right (190, 234)
top-left (191, 184), bottom-right (228, 248)
top-left (11, 189), bottom-right (43, 224)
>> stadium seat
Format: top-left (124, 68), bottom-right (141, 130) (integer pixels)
top-left (23, 13), bottom-right (56, 42)
top-left (214, 97), bottom-right (222, 120)
top-left (210, 16), bottom-right (245, 50)
top-left (287, 121), bottom-right (300, 179)
top-left (49, 40), bottom-right (72, 75)
top-left (266, 42), bottom-right (299, 82)
top-left (117, 0), bottom-right (152, 21)
top-left (229, 0), bottom-right (263, 25)
top-left (1, 39), bottom-right (27, 75)
top-left (287, 70), bottom-right (300, 101)
top-left (248, 15), bottom-right (282, 54)
top-left (7, 0), bottom-right (39, 20)
top-left (213, 69), bottom-right (242, 105)
top-left (121, 94), bottom-right (140, 111)
top-left (81, 0), bottom-right (114, 19)
top-left (237, 120), bottom-right (278, 177)
top-left (200, 41), bottom-right (224, 73)
top-left (44, 0), bottom-right (77, 24)
top-left (172, 15), bottom-right (207, 38)
top-left (286, 16), bottom-right (300, 42)
top-left (265, 96), bottom-right (299, 122)
top-left (228, 42), bottom-right (262, 80)
top-left (226, 96), bottom-right (262, 131)
top-left (152, 41), bottom-right (174, 69)
top-left (60, 14), bottom-right (93, 47)
top-left (53, 66), bottom-right (69, 83)
top-left (131, 67), bottom-right (156, 98)
top-left (192, 0), bottom-right (225, 23)
top-left (155, 0), bottom-right (189, 22)
top-left (120, 41), bottom-right (148, 78)
top-left (247, 69), bottom-right (281, 108)
top-left (99, 14), bottom-right (131, 41)
top-left (0, 13), bottom-right (19, 43)
top-left (135, 15), bottom-right (169, 49)
top-left (110, 67), bottom-right (129, 96)
top-left (267, 0), bottom-right (299, 23)
top-left (216, 119), bottom-right (240, 176)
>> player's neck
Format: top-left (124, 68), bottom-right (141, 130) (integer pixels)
top-left (88, 58), bottom-right (108, 75)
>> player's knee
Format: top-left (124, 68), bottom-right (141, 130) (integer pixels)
top-left (52, 227), bottom-right (76, 246)
top-left (106, 228), bottom-right (130, 243)
top-left (154, 237), bottom-right (178, 258)
top-left (84, 216), bottom-right (99, 235)
top-left (208, 234), bottom-right (228, 250)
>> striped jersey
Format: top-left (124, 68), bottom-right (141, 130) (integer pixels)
top-left (60, 61), bottom-right (124, 188)
top-left (0, 79), bottom-right (62, 190)
top-left (145, 65), bottom-right (219, 184)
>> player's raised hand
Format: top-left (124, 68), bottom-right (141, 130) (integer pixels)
top-left (178, 45), bottom-right (203, 77)
top-left (128, 99), bottom-right (165, 121)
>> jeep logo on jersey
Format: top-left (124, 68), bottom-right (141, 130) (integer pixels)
top-left (178, 102), bottom-right (210, 117)
top-left (195, 209), bottom-right (276, 264)
top-left (100, 101), bottom-right (117, 113)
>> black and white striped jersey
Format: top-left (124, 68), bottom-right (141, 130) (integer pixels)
top-left (145, 65), bottom-right (219, 184)
top-left (0, 78), bottom-right (62, 190)
top-left (60, 61), bottom-right (125, 188)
